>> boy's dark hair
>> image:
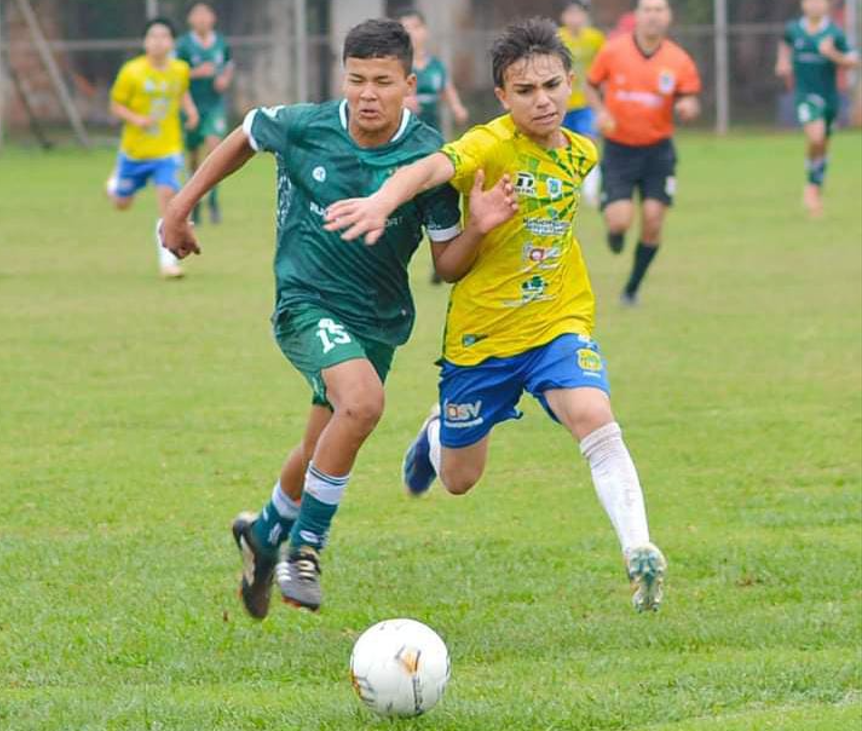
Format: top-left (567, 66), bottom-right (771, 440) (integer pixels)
top-left (399, 8), bottom-right (426, 24)
top-left (343, 18), bottom-right (413, 75)
top-left (187, 2), bottom-right (216, 14)
top-left (491, 17), bottom-right (572, 88)
top-left (144, 16), bottom-right (177, 38)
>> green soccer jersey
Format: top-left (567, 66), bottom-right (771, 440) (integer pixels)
top-left (414, 56), bottom-right (448, 131)
top-left (784, 17), bottom-right (850, 105)
top-left (175, 31), bottom-right (232, 109)
top-left (243, 99), bottom-right (462, 346)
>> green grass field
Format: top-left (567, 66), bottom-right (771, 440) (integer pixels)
top-left (1, 132), bottom-right (860, 730)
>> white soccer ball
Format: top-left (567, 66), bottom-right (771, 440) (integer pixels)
top-left (349, 618), bottom-right (450, 717)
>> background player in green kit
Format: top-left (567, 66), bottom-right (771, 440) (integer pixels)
top-left (159, 19), bottom-right (514, 617)
top-left (776, 0), bottom-right (858, 217)
top-left (176, 2), bottom-right (233, 224)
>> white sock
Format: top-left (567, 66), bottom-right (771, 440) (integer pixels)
top-left (580, 422), bottom-right (650, 554)
top-left (271, 480), bottom-right (300, 519)
top-left (427, 417), bottom-right (442, 476)
top-left (155, 219), bottom-right (179, 268)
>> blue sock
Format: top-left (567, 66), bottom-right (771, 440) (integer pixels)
top-left (289, 463), bottom-right (349, 551)
top-left (807, 157), bottom-right (827, 187)
top-left (251, 481), bottom-right (300, 556)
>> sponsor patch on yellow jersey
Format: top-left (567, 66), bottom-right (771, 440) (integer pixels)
top-left (440, 114), bottom-right (598, 366)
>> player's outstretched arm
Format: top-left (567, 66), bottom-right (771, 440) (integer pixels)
top-left (325, 152), bottom-right (456, 245)
top-left (775, 41), bottom-right (793, 82)
top-left (161, 126), bottom-right (256, 258)
top-left (432, 170), bottom-right (517, 283)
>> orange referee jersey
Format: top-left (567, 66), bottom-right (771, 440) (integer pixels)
top-left (588, 33), bottom-right (701, 147)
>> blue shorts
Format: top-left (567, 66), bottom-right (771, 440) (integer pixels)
top-left (438, 333), bottom-right (611, 448)
top-left (562, 107), bottom-right (597, 137)
top-left (112, 152), bottom-right (183, 198)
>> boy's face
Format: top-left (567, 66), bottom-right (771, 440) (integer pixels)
top-left (561, 5), bottom-right (588, 32)
top-left (342, 56), bottom-right (416, 136)
top-left (189, 4), bottom-right (217, 34)
top-left (495, 54), bottom-right (571, 141)
top-left (802, 0), bottom-right (830, 20)
top-left (144, 23), bottom-right (174, 59)
top-left (636, 0), bottom-right (672, 38)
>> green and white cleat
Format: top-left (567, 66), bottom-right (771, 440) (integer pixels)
top-left (626, 543), bottom-right (667, 613)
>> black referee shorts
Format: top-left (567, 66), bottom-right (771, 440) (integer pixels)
top-left (600, 138), bottom-right (677, 209)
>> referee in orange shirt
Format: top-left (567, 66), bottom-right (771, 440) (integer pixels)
top-left (587, 0), bottom-right (701, 305)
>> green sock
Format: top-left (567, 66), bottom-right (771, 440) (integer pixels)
top-left (251, 481), bottom-right (300, 556)
top-left (289, 464), bottom-right (349, 551)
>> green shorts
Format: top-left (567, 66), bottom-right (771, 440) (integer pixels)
top-left (795, 93), bottom-right (837, 135)
top-left (273, 304), bottom-right (396, 408)
top-left (185, 103), bottom-right (228, 150)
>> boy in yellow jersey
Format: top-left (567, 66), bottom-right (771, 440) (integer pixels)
top-left (558, 0), bottom-right (604, 205)
top-left (107, 17), bottom-right (199, 278)
top-left (326, 17), bottom-right (667, 613)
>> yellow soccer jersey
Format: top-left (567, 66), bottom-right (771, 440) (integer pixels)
top-left (440, 114), bottom-right (598, 366)
top-left (110, 55), bottom-right (190, 160)
top-left (559, 26), bottom-right (605, 110)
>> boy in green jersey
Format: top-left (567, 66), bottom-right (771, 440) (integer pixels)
top-left (776, 0), bottom-right (857, 217)
top-left (159, 19), bottom-right (514, 616)
top-left (176, 2), bottom-right (233, 223)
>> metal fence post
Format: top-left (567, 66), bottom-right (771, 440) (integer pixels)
top-left (714, 0), bottom-right (729, 134)
top-left (145, 0), bottom-right (158, 19)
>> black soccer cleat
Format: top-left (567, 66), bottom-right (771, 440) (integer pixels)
top-left (232, 512), bottom-right (277, 620)
top-left (276, 546), bottom-right (323, 612)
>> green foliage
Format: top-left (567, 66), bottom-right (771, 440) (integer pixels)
top-left (0, 132), bottom-right (860, 729)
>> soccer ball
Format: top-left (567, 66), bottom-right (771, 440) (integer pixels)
top-left (349, 618), bottom-right (450, 717)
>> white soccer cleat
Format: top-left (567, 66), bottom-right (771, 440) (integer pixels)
top-left (626, 543), bottom-right (667, 613)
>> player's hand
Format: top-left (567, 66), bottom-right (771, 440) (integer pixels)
top-left (214, 74), bottom-right (230, 93)
top-left (674, 96), bottom-right (700, 122)
top-left (196, 61), bottom-right (217, 77)
top-left (818, 36), bottom-right (837, 60)
top-left (184, 109), bottom-right (200, 130)
top-left (596, 109), bottom-right (616, 135)
top-left (466, 170), bottom-right (518, 235)
top-left (158, 216), bottom-right (201, 259)
top-left (135, 114), bottom-right (154, 129)
top-left (324, 195), bottom-right (390, 245)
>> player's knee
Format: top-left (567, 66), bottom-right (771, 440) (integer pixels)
top-left (112, 196), bottom-right (133, 210)
top-left (339, 390), bottom-right (384, 435)
top-left (440, 464), bottom-right (482, 496)
top-left (570, 403), bottom-right (615, 441)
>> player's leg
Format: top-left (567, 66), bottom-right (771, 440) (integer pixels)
top-left (204, 134), bottom-right (224, 223)
top-left (402, 358), bottom-right (522, 496)
top-left (187, 147), bottom-right (202, 224)
top-left (155, 184), bottom-right (184, 278)
top-left (600, 141), bottom-right (639, 254)
top-left (802, 118), bottom-right (828, 217)
top-left (279, 357), bottom-right (385, 610)
top-left (526, 334), bottom-right (665, 611)
top-left (622, 141), bottom-right (675, 305)
top-left (106, 153), bottom-right (144, 211)
top-left (233, 405), bottom-right (331, 619)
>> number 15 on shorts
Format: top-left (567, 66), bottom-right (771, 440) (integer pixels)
top-left (316, 318), bottom-right (352, 354)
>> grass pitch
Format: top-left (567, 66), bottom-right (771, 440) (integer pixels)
top-left (0, 131), bottom-right (860, 730)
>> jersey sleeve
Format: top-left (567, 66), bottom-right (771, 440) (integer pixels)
top-left (415, 183), bottom-right (462, 243)
top-left (783, 21), bottom-right (795, 46)
top-left (440, 126), bottom-right (496, 195)
top-left (222, 35), bottom-right (234, 64)
top-left (587, 45), bottom-right (610, 87)
top-left (110, 62), bottom-right (136, 106)
top-left (242, 105), bottom-right (298, 154)
top-left (676, 51), bottom-right (702, 96)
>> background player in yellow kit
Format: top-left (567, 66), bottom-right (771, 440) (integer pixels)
top-left (558, 0), bottom-right (605, 206)
top-left (327, 17), bottom-right (667, 613)
top-left (106, 17), bottom-right (199, 278)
